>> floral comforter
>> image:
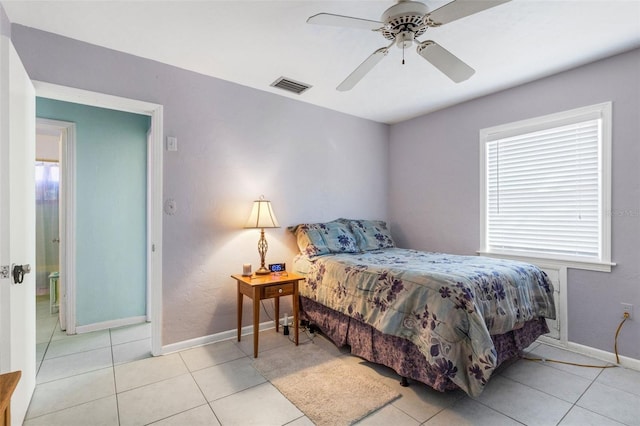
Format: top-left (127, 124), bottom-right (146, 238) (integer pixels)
top-left (298, 248), bottom-right (556, 396)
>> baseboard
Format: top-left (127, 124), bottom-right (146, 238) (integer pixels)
top-left (74, 315), bottom-right (147, 334)
top-left (537, 335), bottom-right (640, 371)
top-left (160, 321), bottom-right (276, 355)
top-left (159, 325), bottom-right (640, 372)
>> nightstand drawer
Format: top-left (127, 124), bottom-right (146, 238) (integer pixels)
top-left (264, 282), bottom-right (294, 298)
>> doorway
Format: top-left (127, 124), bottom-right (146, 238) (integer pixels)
top-left (34, 123), bottom-right (64, 371)
top-left (33, 81), bottom-right (164, 356)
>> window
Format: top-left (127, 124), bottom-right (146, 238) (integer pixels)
top-left (480, 103), bottom-right (613, 271)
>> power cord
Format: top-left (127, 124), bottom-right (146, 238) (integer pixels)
top-left (260, 300), bottom-right (316, 343)
top-left (523, 312), bottom-right (630, 368)
top-left (614, 312), bottom-right (630, 364)
top-left (522, 356), bottom-right (617, 369)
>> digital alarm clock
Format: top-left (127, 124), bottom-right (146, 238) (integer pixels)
top-left (268, 263), bottom-right (286, 273)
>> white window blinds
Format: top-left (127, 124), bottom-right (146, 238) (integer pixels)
top-left (486, 119), bottom-right (601, 258)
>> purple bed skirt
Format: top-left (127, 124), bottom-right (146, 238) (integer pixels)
top-left (300, 296), bottom-right (550, 392)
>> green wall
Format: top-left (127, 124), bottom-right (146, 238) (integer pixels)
top-left (37, 98), bottom-right (150, 326)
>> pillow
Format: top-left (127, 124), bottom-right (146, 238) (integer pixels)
top-left (321, 221), bottom-right (359, 253)
top-left (289, 223), bottom-right (331, 257)
top-left (349, 219), bottom-right (395, 251)
top-left (288, 220), bottom-right (359, 256)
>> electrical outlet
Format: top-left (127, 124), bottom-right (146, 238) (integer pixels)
top-left (621, 303), bottom-right (633, 320)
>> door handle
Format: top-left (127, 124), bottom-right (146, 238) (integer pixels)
top-left (11, 264), bottom-right (31, 284)
top-left (52, 238), bottom-right (60, 243)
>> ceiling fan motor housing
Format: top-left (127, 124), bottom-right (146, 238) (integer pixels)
top-left (380, 1), bottom-right (430, 42)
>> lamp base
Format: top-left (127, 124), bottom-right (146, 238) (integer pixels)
top-left (254, 267), bottom-right (271, 275)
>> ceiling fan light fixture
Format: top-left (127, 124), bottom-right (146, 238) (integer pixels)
top-left (395, 31), bottom-right (415, 48)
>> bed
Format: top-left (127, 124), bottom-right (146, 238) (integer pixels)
top-left (289, 219), bottom-right (556, 397)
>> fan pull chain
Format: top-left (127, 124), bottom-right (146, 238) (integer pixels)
top-left (402, 43), bottom-right (405, 65)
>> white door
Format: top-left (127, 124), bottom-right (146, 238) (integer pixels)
top-left (0, 37), bottom-right (36, 425)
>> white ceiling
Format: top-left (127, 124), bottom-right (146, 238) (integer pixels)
top-left (4, 0), bottom-right (640, 124)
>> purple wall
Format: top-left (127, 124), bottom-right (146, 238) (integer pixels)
top-left (11, 25), bottom-right (389, 345)
top-left (389, 48), bottom-right (640, 359)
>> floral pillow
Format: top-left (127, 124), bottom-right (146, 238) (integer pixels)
top-left (289, 223), bottom-right (331, 257)
top-left (321, 221), bottom-right (359, 253)
top-left (289, 220), bottom-right (359, 257)
top-left (349, 219), bottom-right (395, 251)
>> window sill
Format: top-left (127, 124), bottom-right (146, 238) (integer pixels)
top-left (476, 251), bottom-right (615, 272)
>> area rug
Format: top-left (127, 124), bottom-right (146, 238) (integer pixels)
top-left (253, 341), bottom-right (400, 426)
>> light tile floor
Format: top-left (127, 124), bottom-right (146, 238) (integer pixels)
top-left (27, 297), bottom-right (640, 425)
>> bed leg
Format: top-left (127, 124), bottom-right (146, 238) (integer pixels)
top-left (400, 376), bottom-right (409, 387)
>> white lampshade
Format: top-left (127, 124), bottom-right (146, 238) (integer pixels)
top-left (244, 198), bottom-right (280, 229)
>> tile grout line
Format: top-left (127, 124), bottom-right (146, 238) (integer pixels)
top-left (474, 374), bottom-right (574, 424)
top-left (35, 315), bottom-right (57, 376)
top-left (24, 395), bottom-right (117, 423)
top-left (109, 327), bottom-right (122, 426)
top-left (556, 376), bottom-right (596, 426)
top-left (575, 378), bottom-right (640, 425)
top-left (32, 301), bottom-right (144, 423)
top-left (180, 350), bottom-right (224, 425)
top-left (469, 392), bottom-right (528, 425)
top-left (41, 342), bottom-right (113, 361)
top-left (498, 360), bottom-right (594, 405)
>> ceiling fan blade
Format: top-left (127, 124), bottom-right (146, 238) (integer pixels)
top-left (426, 0), bottom-right (511, 26)
top-left (337, 47), bottom-right (389, 91)
top-left (307, 13), bottom-right (384, 31)
top-left (417, 41), bottom-right (475, 83)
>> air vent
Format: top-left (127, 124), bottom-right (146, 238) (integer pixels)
top-left (270, 77), bottom-right (312, 95)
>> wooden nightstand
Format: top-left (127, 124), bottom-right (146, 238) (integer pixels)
top-left (232, 272), bottom-right (303, 358)
top-left (0, 370), bottom-right (21, 426)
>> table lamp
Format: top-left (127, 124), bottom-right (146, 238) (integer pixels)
top-left (244, 196), bottom-right (280, 275)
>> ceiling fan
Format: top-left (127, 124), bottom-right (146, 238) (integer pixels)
top-left (307, 0), bottom-right (511, 91)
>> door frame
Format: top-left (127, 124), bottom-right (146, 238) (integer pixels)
top-left (35, 118), bottom-right (74, 332)
top-left (34, 81), bottom-right (164, 355)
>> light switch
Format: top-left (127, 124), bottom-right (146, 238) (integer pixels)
top-left (167, 136), bottom-right (178, 151)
